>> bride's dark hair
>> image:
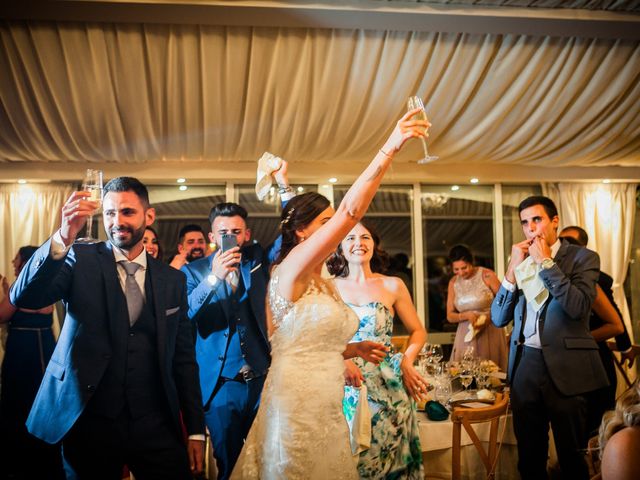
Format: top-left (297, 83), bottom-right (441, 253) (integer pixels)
top-left (273, 192), bottom-right (331, 266)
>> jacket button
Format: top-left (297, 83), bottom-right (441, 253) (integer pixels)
top-left (218, 355), bottom-right (224, 361)
top-left (224, 332), bottom-right (228, 337)
top-left (86, 385), bottom-right (96, 392)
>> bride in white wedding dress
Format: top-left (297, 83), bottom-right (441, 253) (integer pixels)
top-left (231, 108), bottom-right (429, 479)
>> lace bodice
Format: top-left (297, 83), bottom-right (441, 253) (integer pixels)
top-left (453, 267), bottom-right (494, 313)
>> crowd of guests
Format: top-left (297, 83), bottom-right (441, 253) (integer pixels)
top-left (0, 112), bottom-right (638, 479)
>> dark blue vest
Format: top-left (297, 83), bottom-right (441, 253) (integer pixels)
top-left (86, 272), bottom-right (166, 419)
top-left (220, 275), bottom-right (270, 378)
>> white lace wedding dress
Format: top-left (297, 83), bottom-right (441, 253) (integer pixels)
top-left (230, 270), bottom-right (359, 479)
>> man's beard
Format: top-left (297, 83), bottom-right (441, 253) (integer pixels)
top-left (108, 224), bottom-right (146, 250)
top-left (186, 248), bottom-right (205, 263)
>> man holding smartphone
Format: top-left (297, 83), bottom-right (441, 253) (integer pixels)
top-left (181, 163), bottom-right (294, 479)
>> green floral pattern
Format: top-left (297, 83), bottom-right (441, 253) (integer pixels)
top-left (343, 302), bottom-right (424, 479)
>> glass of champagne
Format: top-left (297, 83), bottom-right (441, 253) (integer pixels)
top-left (407, 95), bottom-right (438, 164)
top-left (459, 368), bottom-right (473, 392)
top-left (430, 344), bottom-right (444, 365)
top-left (76, 169), bottom-right (104, 243)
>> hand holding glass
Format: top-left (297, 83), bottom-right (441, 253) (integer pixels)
top-left (407, 96), bottom-right (438, 164)
top-left (77, 169), bottom-right (103, 243)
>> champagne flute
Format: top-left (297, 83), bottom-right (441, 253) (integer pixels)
top-left (407, 95), bottom-right (438, 164)
top-left (76, 169), bottom-right (104, 243)
top-left (459, 369), bottom-right (473, 392)
top-left (430, 344), bottom-right (444, 364)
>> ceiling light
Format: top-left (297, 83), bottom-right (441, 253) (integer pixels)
top-left (328, 177), bottom-right (338, 183)
top-left (297, 186), bottom-right (304, 192)
top-left (470, 178), bottom-right (479, 184)
top-left (177, 178), bottom-right (186, 183)
top-left (451, 185), bottom-right (460, 191)
top-left (602, 179), bottom-right (611, 184)
top-left (321, 184), bottom-right (329, 189)
top-left (17, 179), bottom-right (27, 184)
top-left (179, 185), bottom-right (188, 191)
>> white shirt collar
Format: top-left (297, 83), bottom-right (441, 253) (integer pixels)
top-left (112, 245), bottom-right (147, 270)
top-left (550, 239), bottom-right (561, 259)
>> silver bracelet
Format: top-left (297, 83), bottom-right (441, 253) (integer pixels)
top-left (278, 185), bottom-right (293, 194)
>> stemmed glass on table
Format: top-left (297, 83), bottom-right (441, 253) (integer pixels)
top-left (407, 95), bottom-right (439, 164)
top-left (76, 169), bottom-right (104, 243)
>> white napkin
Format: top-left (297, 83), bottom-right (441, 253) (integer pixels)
top-left (514, 256), bottom-right (549, 312)
top-left (255, 152), bottom-right (283, 200)
top-left (348, 384), bottom-right (372, 455)
top-left (464, 314), bottom-right (486, 342)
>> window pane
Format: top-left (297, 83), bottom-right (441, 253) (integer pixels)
top-left (333, 185), bottom-right (414, 334)
top-left (421, 185), bottom-right (495, 337)
top-left (148, 185), bottom-right (226, 262)
top-left (501, 185), bottom-right (542, 271)
top-left (236, 184), bottom-right (317, 248)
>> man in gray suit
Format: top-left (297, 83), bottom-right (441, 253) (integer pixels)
top-left (491, 196), bottom-right (608, 479)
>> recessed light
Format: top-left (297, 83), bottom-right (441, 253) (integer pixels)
top-left (17, 179), bottom-right (27, 184)
top-left (179, 185), bottom-right (188, 191)
top-left (451, 185), bottom-right (460, 191)
top-left (602, 179), bottom-right (611, 184)
top-left (321, 184), bottom-right (329, 189)
top-left (177, 178), bottom-right (186, 183)
top-left (297, 186), bottom-right (304, 192)
top-left (328, 177), bottom-right (338, 183)
top-left (470, 178), bottom-right (479, 184)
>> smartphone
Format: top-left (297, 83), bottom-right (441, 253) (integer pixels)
top-left (220, 234), bottom-right (238, 253)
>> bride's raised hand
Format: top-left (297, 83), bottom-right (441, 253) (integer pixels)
top-left (381, 108), bottom-right (431, 155)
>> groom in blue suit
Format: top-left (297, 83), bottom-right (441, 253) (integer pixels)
top-left (10, 177), bottom-right (205, 479)
top-left (182, 165), bottom-right (294, 479)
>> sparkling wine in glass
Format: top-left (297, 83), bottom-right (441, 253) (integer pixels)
top-left (430, 344), bottom-right (444, 364)
top-left (407, 95), bottom-right (438, 164)
top-left (76, 169), bottom-right (104, 243)
top-left (460, 369), bottom-right (473, 391)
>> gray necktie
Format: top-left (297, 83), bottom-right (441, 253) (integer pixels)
top-left (523, 310), bottom-right (537, 338)
top-left (120, 261), bottom-right (143, 326)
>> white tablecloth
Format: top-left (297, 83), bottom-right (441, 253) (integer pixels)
top-left (418, 411), bottom-right (519, 480)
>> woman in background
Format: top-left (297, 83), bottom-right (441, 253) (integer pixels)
top-left (0, 246), bottom-right (64, 479)
top-left (143, 226), bottom-right (162, 260)
top-left (328, 220), bottom-right (427, 479)
top-left (446, 244), bottom-right (507, 370)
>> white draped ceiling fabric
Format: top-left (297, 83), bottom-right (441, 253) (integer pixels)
top-left (0, 18), bottom-right (639, 174)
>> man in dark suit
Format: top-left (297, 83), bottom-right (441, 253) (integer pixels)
top-left (181, 164), bottom-right (293, 479)
top-left (559, 225), bottom-right (635, 433)
top-left (491, 196), bottom-right (608, 479)
top-left (10, 177), bottom-right (205, 479)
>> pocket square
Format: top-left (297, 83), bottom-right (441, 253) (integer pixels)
top-left (165, 306), bottom-right (180, 316)
top-left (250, 263), bottom-right (262, 274)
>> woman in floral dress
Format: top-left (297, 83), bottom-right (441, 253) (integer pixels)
top-left (328, 221), bottom-right (427, 479)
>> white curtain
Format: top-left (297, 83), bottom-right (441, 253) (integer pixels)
top-left (0, 22), bottom-right (638, 169)
top-left (0, 183), bottom-right (74, 360)
top-left (545, 182), bottom-right (637, 382)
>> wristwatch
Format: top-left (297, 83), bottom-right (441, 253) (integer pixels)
top-left (207, 274), bottom-right (219, 287)
top-left (540, 258), bottom-right (555, 270)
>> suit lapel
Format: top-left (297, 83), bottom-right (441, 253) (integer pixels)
top-left (240, 254), bottom-right (252, 292)
top-left (146, 255), bottom-right (167, 366)
top-left (99, 242), bottom-right (128, 340)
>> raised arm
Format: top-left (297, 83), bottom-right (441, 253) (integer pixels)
top-left (279, 109), bottom-right (429, 297)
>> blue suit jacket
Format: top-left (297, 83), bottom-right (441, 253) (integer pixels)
top-left (9, 239), bottom-right (205, 443)
top-left (491, 239), bottom-right (609, 396)
top-left (181, 242), bottom-right (272, 403)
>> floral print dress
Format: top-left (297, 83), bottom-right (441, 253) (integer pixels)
top-left (343, 302), bottom-right (424, 479)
